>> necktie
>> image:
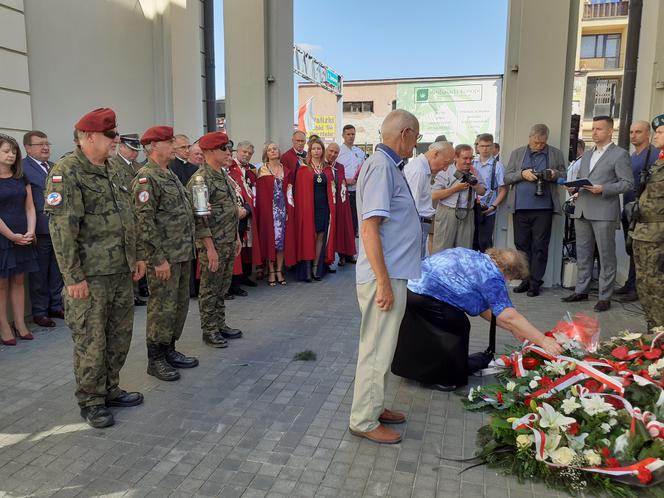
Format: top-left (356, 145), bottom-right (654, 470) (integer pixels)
top-left (41, 162), bottom-right (49, 173)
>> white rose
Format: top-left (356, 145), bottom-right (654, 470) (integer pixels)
top-left (583, 449), bottom-right (601, 466)
top-left (516, 434), bottom-right (533, 449)
top-left (551, 447), bottom-right (576, 466)
top-left (600, 423), bottom-right (611, 433)
top-left (529, 380), bottom-right (538, 389)
top-left (609, 418), bottom-right (618, 427)
top-left (506, 381), bottom-right (517, 392)
top-left (648, 363), bottom-right (660, 378)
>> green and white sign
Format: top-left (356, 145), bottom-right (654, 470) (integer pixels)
top-left (397, 78), bottom-right (502, 144)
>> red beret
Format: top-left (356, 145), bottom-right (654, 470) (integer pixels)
top-left (140, 126), bottom-right (174, 145)
top-left (75, 107), bottom-right (117, 132)
top-left (198, 131), bottom-right (230, 150)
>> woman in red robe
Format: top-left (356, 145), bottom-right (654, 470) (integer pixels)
top-left (286, 137), bottom-right (336, 281)
top-left (324, 143), bottom-right (356, 265)
top-left (255, 142), bottom-right (289, 286)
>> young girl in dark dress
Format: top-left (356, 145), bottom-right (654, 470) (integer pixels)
top-left (0, 134), bottom-right (39, 345)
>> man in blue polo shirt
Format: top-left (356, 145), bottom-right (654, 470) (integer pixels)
top-left (615, 120), bottom-right (660, 301)
top-left (349, 110), bottom-right (422, 444)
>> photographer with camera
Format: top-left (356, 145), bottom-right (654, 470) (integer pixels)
top-left (473, 133), bottom-right (507, 252)
top-left (504, 124), bottom-right (566, 297)
top-left (431, 144), bottom-right (486, 253)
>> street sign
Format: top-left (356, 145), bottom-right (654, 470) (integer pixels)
top-left (293, 45), bottom-right (343, 96)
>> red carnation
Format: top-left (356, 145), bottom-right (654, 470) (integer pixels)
top-left (600, 447), bottom-right (610, 459)
top-left (523, 357), bottom-right (540, 370)
top-left (637, 468), bottom-right (653, 484)
top-left (540, 376), bottom-right (553, 387)
top-left (496, 391), bottom-right (503, 404)
top-left (606, 457), bottom-right (620, 468)
top-left (568, 422), bottom-right (580, 435)
top-left (605, 397), bottom-right (624, 410)
top-left (584, 380), bottom-right (601, 392)
top-left (612, 346), bottom-right (629, 360)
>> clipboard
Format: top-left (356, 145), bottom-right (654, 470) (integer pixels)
top-left (563, 178), bottom-right (593, 189)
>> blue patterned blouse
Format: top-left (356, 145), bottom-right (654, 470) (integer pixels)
top-left (408, 248), bottom-right (514, 317)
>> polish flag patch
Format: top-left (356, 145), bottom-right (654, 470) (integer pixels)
top-left (52, 176), bottom-right (63, 183)
top-left (138, 177), bottom-right (148, 184)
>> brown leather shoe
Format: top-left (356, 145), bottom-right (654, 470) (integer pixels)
top-left (48, 310), bottom-right (65, 319)
top-left (349, 423), bottom-right (402, 444)
top-left (379, 409), bottom-right (406, 425)
top-left (33, 315), bottom-right (56, 327)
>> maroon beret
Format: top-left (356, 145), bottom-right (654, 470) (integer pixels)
top-left (198, 131), bottom-right (230, 151)
top-left (75, 107), bottom-right (117, 132)
top-left (140, 126), bottom-right (174, 146)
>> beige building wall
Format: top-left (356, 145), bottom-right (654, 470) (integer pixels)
top-left (633, 0), bottom-right (664, 122)
top-left (0, 0), bottom-right (32, 143)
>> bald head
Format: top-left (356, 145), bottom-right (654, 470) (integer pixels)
top-left (325, 142), bottom-right (340, 164)
top-left (380, 109), bottom-right (420, 159)
top-left (630, 120), bottom-right (651, 148)
top-left (292, 130), bottom-right (306, 152)
top-left (425, 141), bottom-right (455, 175)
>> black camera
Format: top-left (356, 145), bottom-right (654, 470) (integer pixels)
top-left (534, 169), bottom-right (554, 197)
top-left (453, 170), bottom-right (478, 186)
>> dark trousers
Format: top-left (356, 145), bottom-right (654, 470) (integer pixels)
top-left (620, 208), bottom-right (636, 291)
top-left (29, 234), bottom-right (64, 316)
top-left (473, 205), bottom-right (496, 252)
top-left (513, 210), bottom-right (553, 289)
top-left (348, 190), bottom-right (358, 237)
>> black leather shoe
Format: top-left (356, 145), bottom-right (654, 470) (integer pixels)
top-left (594, 300), bottom-right (611, 312)
top-left (203, 332), bottom-right (229, 348)
top-left (421, 383), bottom-right (457, 392)
top-left (561, 293), bottom-right (589, 302)
top-left (230, 286), bottom-right (248, 297)
top-left (620, 291), bottom-right (638, 302)
top-left (106, 390), bottom-right (144, 407)
top-left (165, 342), bottom-right (199, 368)
top-left (240, 276), bottom-right (258, 287)
top-left (134, 297), bottom-right (147, 306)
top-left (513, 281), bottom-right (529, 293)
top-left (220, 327), bottom-right (243, 339)
top-left (527, 287), bottom-right (540, 297)
top-left (80, 405), bottom-right (114, 428)
top-left (614, 285), bottom-right (633, 295)
top-left (224, 292), bottom-right (234, 300)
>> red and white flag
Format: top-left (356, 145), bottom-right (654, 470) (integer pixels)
top-left (297, 97), bottom-right (315, 134)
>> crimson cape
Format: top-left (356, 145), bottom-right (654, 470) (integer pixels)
top-left (281, 147), bottom-right (303, 180)
top-left (284, 165), bottom-right (336, 267)
top-left (255, 165), bottom-right (290, 263)
top-left (228, 161), bottom-right (261, 268)
top-left (332, 162), bottom-right (356, 256)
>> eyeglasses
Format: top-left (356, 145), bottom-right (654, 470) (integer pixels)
top-left (28, 142), bottom-right (51, 147)
top-left (404, 128), bottom-right (422, 143)
top-left (102, 130), bottom-right (119, 139)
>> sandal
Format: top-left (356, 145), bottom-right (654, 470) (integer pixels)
top-left (267, 271), bottom-right (277, 287)
top-left (276, 270), bottom-right (286, 286)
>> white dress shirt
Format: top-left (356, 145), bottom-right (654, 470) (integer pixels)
top-left (403, 153), bottom-right (435, 218)
top-left (338, 143), bottom-right (365, 191)
top-left (589, 143), bottom-right (609, 173)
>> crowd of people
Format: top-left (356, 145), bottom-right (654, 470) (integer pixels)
top-left (1, 104), bottom-right (663, 440)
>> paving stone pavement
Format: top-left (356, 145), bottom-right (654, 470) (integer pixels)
top-left (0, 265), bottom-right (647, 498)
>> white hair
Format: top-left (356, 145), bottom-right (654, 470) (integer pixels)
top-left (380, 110), bottom-right (419, 141)
top-left (428, 141), bottom-right (453, 153)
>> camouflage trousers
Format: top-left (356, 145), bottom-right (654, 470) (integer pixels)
top-left (146, 260), bottom-right (191, 345)
top-left (64, 273), bottom-right (134, 408)
top-left (633, 239), bottom-right (664, 330)
top-left (198, 241), bottom-right (235, 334)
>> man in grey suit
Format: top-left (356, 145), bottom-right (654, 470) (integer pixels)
top-left (504, 124), bottom-right (566, 297)
top-left (22, 130), bottom-right (64, 327)
top-left (562, 116), bottom-right (633, 312)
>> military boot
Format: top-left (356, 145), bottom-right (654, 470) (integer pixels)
top-left (202, 331), bottom-right (228, 348)
top-left (165, 339), bottom-right (199, 368)
top-left (147, 343), bottom-right (180, 381)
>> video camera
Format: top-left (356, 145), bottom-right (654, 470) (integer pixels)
top-left (453, 170), bottom-right (479, 186)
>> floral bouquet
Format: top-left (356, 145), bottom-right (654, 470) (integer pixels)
top-left (463, 327), bottom-right (664, 497)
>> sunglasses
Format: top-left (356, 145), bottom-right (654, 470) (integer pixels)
top-left (102, 130), bottom-right (119, 139)
top-left (218, 140), bottom-right (234, 152)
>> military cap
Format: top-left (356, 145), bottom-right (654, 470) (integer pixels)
top-left (198, 131), bottom-right (232, 151)
top-left (120, 133), bottom-right (141, 150)
top-left (652, 114), bottom-right (664, 131)
top-left (75, 107), bottom-right (117, 132)
top-left (140, 126), bottom-right (174, 146)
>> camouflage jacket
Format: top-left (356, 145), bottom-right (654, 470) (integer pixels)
top-left (132, 161), bottom-right (195, 266)
top-left (110, 154), bottom-right (142, 186)
top-left (44, 147), bottom-right (140, 285)
top-left (633, 158), bottom-right (664, 242)
top-left (187, 163), bottom-right (239, 247)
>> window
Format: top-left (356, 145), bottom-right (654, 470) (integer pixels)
top-left (584, 77), bottom-right (621, 119)
top-left (343, 101), bottom-right (374, 113)
top-left (580, 34), bottom-right (621, 68)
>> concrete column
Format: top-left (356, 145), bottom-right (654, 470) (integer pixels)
top-left (497, 0), bottom-right (579, 287)
top-left (224, 0), bottom-right (293, 151)
top-left (634, 0), bottom-right (664, 122)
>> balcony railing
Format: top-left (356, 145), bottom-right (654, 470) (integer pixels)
top-left (579, 57), bottom-right (620, 70)
top-left (583, 1), bottom-right (629, 20)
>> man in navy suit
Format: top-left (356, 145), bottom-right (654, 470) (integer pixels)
top-left (22, 131), bottom-right (64, 327)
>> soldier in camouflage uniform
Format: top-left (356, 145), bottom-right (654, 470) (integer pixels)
top-left (631, 114), bottom-right (664, 330)
top-left (188, 131), bottom-right (242, 347)
top-left (110, 133), bottom-right (148, 306)
top-left (44, 108), bottom-right (146, 429)
top-left (132, 126), bottom-right (198, 381)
